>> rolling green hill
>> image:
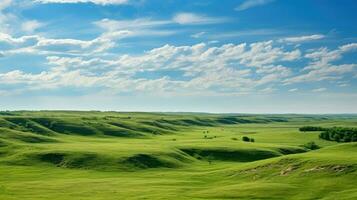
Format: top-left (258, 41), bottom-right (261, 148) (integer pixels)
top-left (0, 111), bottom-right (356, 199)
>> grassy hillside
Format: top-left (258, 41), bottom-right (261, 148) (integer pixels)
top-left (0, 111), bottom-right (356, 199)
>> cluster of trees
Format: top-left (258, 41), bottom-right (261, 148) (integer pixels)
top-left (242, 136), bottom-right (255, 142)
top-left (299, 126), bottom-right (357, 142)
top-left (319, 127), bottom-right (357, 142)
top-left (299, 126), bottom-right (327, 132)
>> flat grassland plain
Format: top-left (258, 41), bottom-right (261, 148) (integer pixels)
top-left (0, 111), bottom-right (357, 200)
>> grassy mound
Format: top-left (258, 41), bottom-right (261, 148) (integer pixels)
top-left (19, 150), bottom-right (192, 171)
top-left (120, 154), bottom-right (179, 169)
top-left (3, 117), bottom-right (56, 136)
top-left (180, 147), bottom-right (282, 162)
top-left (34, 152), bottom-right (108, 169)
top-left (0, 128), bottom-right (57, 143)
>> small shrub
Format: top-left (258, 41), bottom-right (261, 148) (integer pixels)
top-left (242, 136), bottom-right (250, 142)
top-left (250, 138), bottom-right (255, 142)
top-left (231, 137), bottom-right (238, 141)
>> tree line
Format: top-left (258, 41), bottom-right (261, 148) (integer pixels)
top-left (299, 126), bottom-right (357, 142)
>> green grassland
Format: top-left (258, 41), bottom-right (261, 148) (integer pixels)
top-left (0, 111), bottom-right (357, 199)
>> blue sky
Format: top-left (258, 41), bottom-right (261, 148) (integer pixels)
top-left (0, 0), bottom-right (357, 113)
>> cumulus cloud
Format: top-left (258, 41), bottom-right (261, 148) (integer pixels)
top-left (235, 0), bottom-right (275, 11)
top-left (279, 34), bottom-right (325, 43)
top-left (284, 43), bottom-right (357, 84)
top-left (0, 41), bottom-right (301, 95)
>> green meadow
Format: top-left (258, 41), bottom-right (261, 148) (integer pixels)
top-left (0, 111), bottom-right (356, 199)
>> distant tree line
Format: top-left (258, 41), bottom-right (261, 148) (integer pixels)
top-left (299, 126), bottom-right (357, 142)
top-left (299, 126), bottom-right (327, 132)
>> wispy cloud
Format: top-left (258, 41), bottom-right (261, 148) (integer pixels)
top-left (207, 29), bottom-right (283, 39)
top-left (94, 18), bottom-right (171, 31)
top-left (173, 12), bottom-right (227, 25)
top-left (235, 0), bottom-right (275, 11)
top-left (34, 0), bottom-right (129, 5)
top-left (191, 31), bottom-right (206, 38)
top-left (21, 20), bottom-right (44, 33)
top-left (0, 0), bottom-right (12, 10)
top-left (312, 88), bottom-right (327, 92)
top-left (279, 34), bottom-right (325, 43)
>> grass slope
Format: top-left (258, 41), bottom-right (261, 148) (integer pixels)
top-left (0, 111), bottom-right (356, 199)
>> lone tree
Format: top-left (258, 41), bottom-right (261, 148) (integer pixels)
top-left (242, 136), bottom-right (250, 142)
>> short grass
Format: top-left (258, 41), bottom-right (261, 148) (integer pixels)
top-left (0, 111), bottom-right (356, 199)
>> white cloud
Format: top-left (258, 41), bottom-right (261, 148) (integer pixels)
top-left (94, 18), bottom-right (171, 31)
top-left (284, 43), bottom-right (357, 84)
top-left (207, 29), bottom-right (283, 39)
top-left (279, 34), bottom-right (325, 43)
top-left (191, 31), bottom-right (206, 38)
top-left (0, 30), bottom-right (131, 56)
top-left (289, 88), bottom-right (298, 92)
top-left (0, 41), bottom-right (301, 95)
top-left (34, 0), bottom-right (129, 5)
top-left (1, 27), bottom-right (355, 97)
top-left (260, 87), bottom-right (275, 93)
top-left (0, 0), bottom-right (12, 10)
top-left (173, 12), bottom-right (226, 25)
top-left (21, 20), bottom-right (43, 33)
top-left (236, 0), bottom-right (275, 11)
top-left (93, 14), bottom-right (226, 41)
top-left (339, 83), bottom-right (349, 87)
top-left (0, 0), bottom-right (15, 33)
top-left (93, 18), bottom-right (176, 38)
top-left (312, 88), bottom-right (326, 92)
top-left (284, 64), bottom-right (356, 84)
top-left (339, 43), bottom-right (357, 52)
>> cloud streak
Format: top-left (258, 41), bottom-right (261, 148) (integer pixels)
top-left (279, 34), bottom-right (325, 43)
top-left (173, 13), bottom-right (227, 25)
top-left (34, 0), bottom-right (129, 5)
top-left (236, 0), bottom-right (275, 11)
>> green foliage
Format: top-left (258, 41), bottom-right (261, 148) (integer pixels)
top-left (242, 136), bottom-right (250, 142)
top-left (242, 136), bottom-right (255, 142)
top-left (319, 127), bottom-right (357, 142)
top-left (299, 126), bottom-right (327, 132)
top-left (303, 141), bottom-right (320, 150)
